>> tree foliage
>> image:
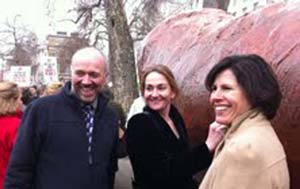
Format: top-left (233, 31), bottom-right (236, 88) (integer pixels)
top-left (69, 0), bottom-right (227, 113)
top-left (72, 0), bottom-right (181, 47)
top-left (0, 15), bottom-right (39, 66)
top-left (57, 34), bottom-right (89, 74)
top-left (70, 0), bottom-right (138, 113)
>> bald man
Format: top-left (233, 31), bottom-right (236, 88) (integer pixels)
top-left (5, 47), bottom-right (119, 189)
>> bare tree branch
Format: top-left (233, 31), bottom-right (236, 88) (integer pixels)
top-left (0, 15), bottom-right (39, 66)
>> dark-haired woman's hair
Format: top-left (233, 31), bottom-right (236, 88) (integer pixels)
top-left (205, 54), bottom-right (282, 119)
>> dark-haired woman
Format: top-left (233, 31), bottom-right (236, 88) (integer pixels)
top-left (199, 54), bottom-right (289, 189)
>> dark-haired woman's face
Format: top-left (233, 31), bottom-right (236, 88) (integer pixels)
top-left (209, 69), bottom-right (251, 125)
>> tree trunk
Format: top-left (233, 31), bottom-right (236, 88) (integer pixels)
top-left (104, 0), bottom-right (138, 114)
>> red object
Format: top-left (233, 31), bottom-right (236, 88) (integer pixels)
top-left (0, 111), bottom-right (22, 189)
top-left (138, 2), bottom-right (300, 188)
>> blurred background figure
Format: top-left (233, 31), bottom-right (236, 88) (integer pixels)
top-left (21, 85), bottom-right (40, 108)
top-left (21, 88), bottom-right (33, 107)
top-left (101, 87), bottom-right (135, 189)
top-left (37, 84), bottom-right (46, 97)
top-left (125, 96), bottom-right (145, 128)
top-left (44, 82), bottom-right (63, 96)
top-left (28, 85), bottom-right (39, 100)
top-left (102, 87), bottom-right (127, 158)
top-left (0, 81), bottom-right (23, 189)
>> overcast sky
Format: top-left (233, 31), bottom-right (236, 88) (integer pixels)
top-left (0, 0), bottom-right (77, 40)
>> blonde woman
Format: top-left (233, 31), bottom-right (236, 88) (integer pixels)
top-left (126, 65), bottom-right (226, 189)
top-left (44, 82), bottom-right (63, 96)
top-left (0, 81), bottom-right (22, 189)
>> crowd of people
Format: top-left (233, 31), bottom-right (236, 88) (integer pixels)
top-left (0, 47), bottom-right (289, 189)
top-left (19, 82), bottom-right (63, 110)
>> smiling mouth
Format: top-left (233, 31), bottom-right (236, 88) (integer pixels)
top-left (214, 106), bottom-right (231, 116)
top-left (215, 106), bottom-right (228, 111)
top-left (82, 87), bottom-right (94, 91)
top-left (80, 87), bottom-right (95, 96)
top-left (150, 99), bottom-right (162, 104)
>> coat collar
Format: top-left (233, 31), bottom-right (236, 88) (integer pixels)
top-left (143, 105), bottom-right (188, 143)
top-left (214, 109), bottom-right (266, 157)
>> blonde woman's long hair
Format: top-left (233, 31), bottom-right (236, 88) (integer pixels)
top-left (0, 81), bottom-right (21, 116)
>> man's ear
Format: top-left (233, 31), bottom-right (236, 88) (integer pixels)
top-left (104, 72), bottom-right (109, 82)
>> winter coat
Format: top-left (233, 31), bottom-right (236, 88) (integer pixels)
top-left (199, 109), bottom-right (289, 189)
top-left (0, 112), bottom-right (22, 189)
top-left (126, 105), bottom-right (213, 189)
top-left (4, 82), bottom-right (119, 189)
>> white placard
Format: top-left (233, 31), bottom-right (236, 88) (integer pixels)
top-left (40, 56), bottom-right (59, 84)
top-left (9, 66), bottom-right (31, 87)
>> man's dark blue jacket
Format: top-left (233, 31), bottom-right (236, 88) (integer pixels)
top-left (4, 82), bottom-right (119, 189)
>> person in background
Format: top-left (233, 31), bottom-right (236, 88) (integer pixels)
top-left (28, 85), bottom-right (39, 100)
top-left (36, 84), bottom-right (46, 97)
top-left (101, 88), bottom-right (134, 189)
top-left (0, 81), bottom-right (23, 189)
top-left (199, 54), bottom-right (289, 189)
top-left (21, 85), bottom-right (39, 108)
top-left (125, 96), bottom-right (145, 128)
top-left (125, 64), bottom-right (226, 189)
top-left (102, 88), bottom-right (127, 158)
top-left (4, 47), bottom-right (119, 189)
top-left (20, 88), bottom-right (32, 107)
top-left (43, 82), bottom-right (63, 96)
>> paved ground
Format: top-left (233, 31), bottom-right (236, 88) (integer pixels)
top-left (114, 156), bottom-right (206, 189)
top-left (115, 157), bottom-right (133, 189)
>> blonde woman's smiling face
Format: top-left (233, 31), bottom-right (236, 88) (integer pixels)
top-left (143, 72), bottom-right (175, 115)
